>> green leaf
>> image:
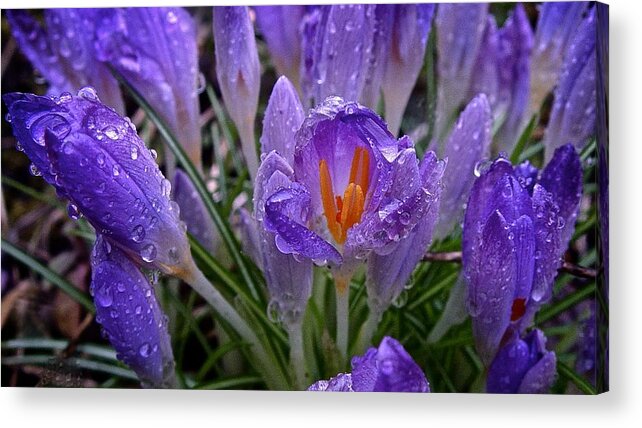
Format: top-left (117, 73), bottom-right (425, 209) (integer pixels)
top-left (510, 113), bottom-right (539, 164)
top-left (557, 361), bottom-right (597, 395)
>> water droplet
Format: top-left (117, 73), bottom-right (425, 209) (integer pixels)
top-left (67, 203), bottom-right (81, 220)
top-left (135, 305), bottom-right (142, 315)
top-left (139, 343), bottom-right (151, 357)
top-left (161, 179), bottom-right (172, 197)
top-left (150, 149), bottom-right (158, 160)
top-left (196, 72), bottom-right (206, 94)
top-left (104, 126), bottom-right (119, 140)
top-left (112, 165), bottom-right (120, 176)
top-left (77, 87), bottom-right (99, 101)
top-left (140, 244), bottom-right (157, 263)
top-left (166, 10), bottom-right (178, 24)
top-left (95, 285), bottom-right (113, 307)
top-left (29, 163), bottom-right (42, 176)
top-left (131, 225), bottom-right (146, 242)
top-left (267, 300), bottom-right (281, 323)
top-left (168, 247), bottom-right (179, 263)
top-left (130, 146), bottom-right (138, 160)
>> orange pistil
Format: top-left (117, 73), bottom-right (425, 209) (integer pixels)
top-left (319, 147), bottom-right (371, 245)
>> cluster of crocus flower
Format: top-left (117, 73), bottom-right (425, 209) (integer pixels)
top-left (3, 2), bottom-right (604, 393)
top-left (462, 144), bottom-right (583, 390)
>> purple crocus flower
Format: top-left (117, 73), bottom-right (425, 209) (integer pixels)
top-left (528, 2), bottom-right (589, 118)
top-left (433, 3), bottom-right (488, 139)
top-left (542, 6), bottom-right (597, 160)
top-left (308, 336), bottom-right (429, 392)
top-left (380, 4), bottom-right (435, 136)
top-left (252, 77), bottom-right (311, 326)
top-left (300, 5), bottom-right (376, 108)
top-left (463, 144), bottom-right (582, 364)
top-left (257, 96), bottom-right (444, 284)
top-left (3, 88), bottom-right (192, 277)
top-left (487, 329), bottom-right (556, 394)
top-left (254, 6), bottom-right (306, 91)
top-left (91, 234), bottom-right (176, 388)
top-left (6, 9), bottom-right (124, 114)
top-left (468, 5), bottom-right (533, 153)
top-left (94, 7), bottom-right (202, 168)
top-left (433, 94), bottom-right (492, 239)
top-left (213, 6), bottom-right (261, 179)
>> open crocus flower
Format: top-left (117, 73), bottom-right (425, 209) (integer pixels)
top-left (463, 144), bottom-right (582, 364)
top-left (308, 336), bottom-right (429, 392)
top-left (259, 96), bottom-right (445, 282)
top-left (91, 235), bottom-right (176, 388)
top-left (486, 329), bottom-right (557, 394)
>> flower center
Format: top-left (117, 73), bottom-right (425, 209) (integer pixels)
top-left (319, 146), bottom-right (370, 245)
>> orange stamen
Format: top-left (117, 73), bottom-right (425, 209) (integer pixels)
top-left (319, 147), bottom-right (371, 245)
top-left (319, 159), bottom-right (342, 243)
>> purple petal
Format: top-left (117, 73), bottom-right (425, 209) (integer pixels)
top-left (6, 90), bottom-right (191, 275)
top-left (486, 331), bottom-right (532, 393)
top-left (435, 94), bottom-right (492, 239)
top-left (91, 235), bottom-right (175, 388)
top-left (301, 5), bottom-right (376, 106)
top-left (434, 3), bottom-right (488, 137)
top-left (172, 169), bottom-right (218, 254)
top-left (514, 160), bottom-right (539, 195)
top-left (264, 184), bottom-right (342, 265)
top-left (493, 4), bottom-right (534, 153)
top-left (254, 6), bottom-right (306, 89)
top-left (307, 373), bottom-right (353, 392)
top-left (308, 336), bottom-right (429, 392)
top-left (518, 349), bottom-right (557, 394)
top-left (543, 6), bottom-right (597, 158)
top-left (381, 4), bottom-right (435, 134)
top-left (467, 210), bottom-right (517, 365)
top-left (538, 144), bottom-right (583, 245)
top-left (260, 76), bottom-right (305, 165)
top-left (360, 5), bottom-right (394, 108)
top-left (7, 10), bottom-right (124, 113)
top-left (365, 152), bottom-right (444, 313)
top-left (96, 8), bottom-right (201, 164)
top-left (529, 2), bottom-right (589, 116)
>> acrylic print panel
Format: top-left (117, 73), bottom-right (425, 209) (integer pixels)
top-left (0, 2), bottom-right (608, 393)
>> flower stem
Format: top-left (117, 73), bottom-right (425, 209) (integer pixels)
top-left (335, 281), bottom-right (349, 361)
top-left (286, 321), bottom-right (307, 390)
top-left (238, 119), bottom-right (259, 182)
top-left (182, 262), bottom-right (288, 390)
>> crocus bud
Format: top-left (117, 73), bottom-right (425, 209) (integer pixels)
top-left (3, 88), bottom-right (192, 277)
top-left (487, 329), bottom-right (557, 394)
top-left (434, 3), bottom-right (488, 139)
top-left (300, 5), bottom-right (376, 107)
top-left (543, 6), bottom-right (597, 160)
top-left (94, 7), bottom-right (202, 168)
top-left (462, 145), bottom-right (582, 364)
top-left (213, 6), bottom-right (261, 178)
top-left (528, 2), bottom-right (589, 117)
top-left (7, 9), bottom-right (125, 114)
top-left (308, 336), bottom-right (429, 392)
top-left (91, 235), bottom-right (176, 388)
top-left (380, 4), bottom-right (435, 136)
top-left (172, 169), bottom-right (219, 254)
top-left (254, 6), bottom-right (306, 91)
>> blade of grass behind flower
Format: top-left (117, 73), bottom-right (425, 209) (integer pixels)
top-left (510, 113), bottom-right (539, 164)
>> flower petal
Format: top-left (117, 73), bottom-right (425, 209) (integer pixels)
top-left (91, 235), bottom-right (175, 388)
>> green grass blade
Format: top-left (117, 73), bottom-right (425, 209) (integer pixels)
top-left (557, 361), bottom-right (597, 395)
top-left (510, 114), bottom-right (539, 164)
top-left (2, 239), bottom-right (94, 312)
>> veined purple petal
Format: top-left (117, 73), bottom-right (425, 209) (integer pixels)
top-left (91, 235), bottom-right (175, 388)
top-left (172, 169), bottom-right (218, 254)
top-left (7, 9), bottom-right (125, 113)
top-left (381, 4), bottom-right (435, 135)
top-left (538, 144), bottom-right (583, 246)
top-left (467, 210), bottom-right (517, 365)
top-left (487, 329), bottom-right (556, 394)
top-left (529, 2), bottom-right (589, 116)
top-left (493, 4), bottom-right (534, 153)
top-left (435, 94), bottom-right (492, 239)
top-left (260, 76), bottom-right (305, 165)
top-left (434, 3), bottom-right (488, 138)
top-left (5, 89), bottom-right (191, 275)
top-left (308, 336), bottom-right (429, 392)
top-left (96, 8), bottom-right (201, 166)
top-left (360, 5), bottom-right (394, 109)
top-left (366, 151), bottom-right (444, 314)
top-left (254, 6), bottom-right (306, 90)
top-left (301, 5), bottom-right (376, 107)
top-left (264, 184), bottom-right (342, 265)
top-left (543, 6), bottom-right (597, 159)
